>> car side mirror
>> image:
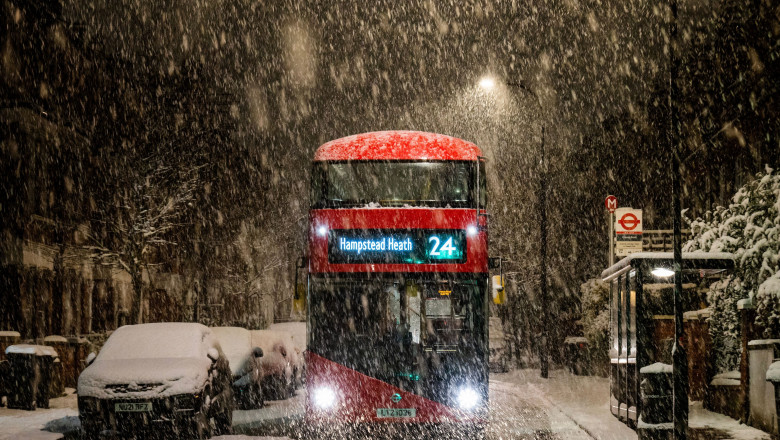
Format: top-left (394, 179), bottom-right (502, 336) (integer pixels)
top-left (207, 348), bottom-right (219, 363)
top-left (252, 347), bottom-right (264, 358)
top-left (86, 352), bottom-right (97, 366)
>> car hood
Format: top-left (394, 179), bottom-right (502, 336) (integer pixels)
top-left (78, 357), bottom-right (212, 399)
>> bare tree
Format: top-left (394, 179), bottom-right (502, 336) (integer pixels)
top-left (86, 159), bottom-right (201, 324)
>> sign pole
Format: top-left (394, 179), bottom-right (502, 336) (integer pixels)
top-left (608, 211), bottom-right (614, 266)
top-left (605, 195), bottom-right (618, 266)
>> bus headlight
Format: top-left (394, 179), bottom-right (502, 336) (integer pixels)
top-left (456, 386), bottom-right (481, 410)
top-left (312, 386), bottom-right (337, 409)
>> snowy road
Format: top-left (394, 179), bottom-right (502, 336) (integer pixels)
top-left (487, 379), bottom-right (592, 439)
top-left (1, 379), bottom-right (594, 440)
top-left (226, 379), bottom-right (593, 439)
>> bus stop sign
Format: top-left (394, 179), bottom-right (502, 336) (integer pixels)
top-left (615, 207), bottom-right (643, 257)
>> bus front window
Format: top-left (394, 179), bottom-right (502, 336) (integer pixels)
top-left (311, 161), bottom-right (475, 208)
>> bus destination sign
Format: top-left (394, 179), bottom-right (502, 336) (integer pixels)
top-left (328, 229), bottom-right (466, 264)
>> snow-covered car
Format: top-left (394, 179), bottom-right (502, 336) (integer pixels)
top-left (269, 322), bottom-right (306, 387)
top-left (489, 317), bottom-right (510, 373)
top-left (77, 323), bottom-right (233, 439)
top-left (250, 329), bottom-right (294, 400)
top-left (210, 326), bottom-right (264, 409)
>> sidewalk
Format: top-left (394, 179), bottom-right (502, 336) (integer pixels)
top-left (493, 369), bottom-right (772, 440)
top-left (0, 388), bottom-right (79, 440)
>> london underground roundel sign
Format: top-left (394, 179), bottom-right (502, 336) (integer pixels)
top-left (618, 212), bottom-right (640, 230)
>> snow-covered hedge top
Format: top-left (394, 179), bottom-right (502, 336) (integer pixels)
top-left (767, 362), bottom-right (780, 382)
top-left (43, 335), bottom-right (68, 343)
top-left (640, 362), bottom-right (673, 374)
top-left (711, 370), bottom-right (741, 387)
top-left (563, 336), bottom-right (588, 344)
top-left (5, 344), bottom-right (58, 357)
top-left (0, 331), bottom-right (21, 337)
top-left (747, 339), bottom-right (780, 347)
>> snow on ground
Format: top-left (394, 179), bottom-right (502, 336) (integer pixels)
top-left (493, 369), bottom-right (635, 440)
top-left (689, 401), bottom-right (771, 440)
top-left (489, 378), bottom-right (591, 439)
top-left (231, 390), bottom-right (304, 436)
top-left (0, 388), bottom-right (78, 440)
top-left (496, 369), bottom-right (772, 440)
top-left (2, 368), bottom-right (773, 440)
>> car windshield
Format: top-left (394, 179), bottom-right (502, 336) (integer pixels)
top-left (311, 161), bottom-right (476, 208)
top-left (97, 325), bottom-right (205, 361)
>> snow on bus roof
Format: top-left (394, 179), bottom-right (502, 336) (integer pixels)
top-left (601, 251), bottom-right (735, 280)
top-left (314, 131), bottom-right (483, 161)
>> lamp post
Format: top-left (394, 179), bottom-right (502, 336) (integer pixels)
top-left (479, 76), bottom-right (549, 379)
top-left (669, 0), bottom-right (689, 437)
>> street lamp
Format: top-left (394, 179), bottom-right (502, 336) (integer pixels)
top-left (478, 75), bottom-right (549, 379)
top-left (669, 0), bottom-right (689, 437)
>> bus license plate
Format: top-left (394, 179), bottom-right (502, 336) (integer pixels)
top-left (115, 402), bottom-right (152, 412)
top-left (377, 408), bottom-right (416, 418)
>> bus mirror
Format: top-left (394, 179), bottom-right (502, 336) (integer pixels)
top-left (297, 256), bottom-right (308, 269)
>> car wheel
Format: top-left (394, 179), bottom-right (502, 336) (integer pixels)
top-left (186, 411), bottom-right (211, 439)
top-left (81, 425), bottom-right (101, 440)
top-left (251, 382), bottom-right (264, 408)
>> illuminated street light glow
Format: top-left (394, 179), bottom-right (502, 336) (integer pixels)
top-left (651, 267), bottom-right (675, 278)
top-left (478, 76), bottom-right (496, 91)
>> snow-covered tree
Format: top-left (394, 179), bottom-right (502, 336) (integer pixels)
top-left (685, 167), bottom-right (780, 363)
top-left (86, 160), bottom-right (201, 324)
top-left (579, 279), bottom-right (610, 354)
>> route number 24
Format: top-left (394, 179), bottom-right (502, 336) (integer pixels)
top-left (429, 236), bottom-right (456, 256)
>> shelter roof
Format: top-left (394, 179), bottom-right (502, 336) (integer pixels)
top-left (601, 251), bottom-right (735, 281)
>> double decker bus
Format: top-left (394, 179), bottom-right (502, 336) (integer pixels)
top-left (304, 131), bottom-right (490, 436)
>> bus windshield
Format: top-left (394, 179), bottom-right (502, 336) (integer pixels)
top-left (311, 161), bottom-right (479, 208)
top-left (308, 277), bottom-right (486, 389)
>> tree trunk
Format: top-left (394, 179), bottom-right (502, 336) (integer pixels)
top-left (130, 272), bottom-right (144, 324)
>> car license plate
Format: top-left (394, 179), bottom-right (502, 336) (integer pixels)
top-left (115, 402), bottom-right (152, 412)
top-left (376, 408), bottom-right (416, 418)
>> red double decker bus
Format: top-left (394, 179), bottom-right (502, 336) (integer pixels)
top-left (304, 131), bottom-right (490, 436)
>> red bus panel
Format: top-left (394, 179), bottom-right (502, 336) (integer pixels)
top-left (314, 131), bottom-right (483, 161)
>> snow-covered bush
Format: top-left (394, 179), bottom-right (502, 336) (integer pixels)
top-left (705, 276), bottom-right (744, 373)
top-left (579, 278), bottom-right (610, 354)
top-left (685, 167), bottom-right (780, 364)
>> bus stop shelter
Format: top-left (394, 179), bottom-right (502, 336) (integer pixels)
top-left (600, 252), bottom-right (735, 428)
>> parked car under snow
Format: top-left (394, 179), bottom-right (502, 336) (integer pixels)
top-left (210, 326), bottom-right (264, 409)
top-left (250, 329), bottom-right (295, 400)
top-left (77, 323), bottom-right (233, 439)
